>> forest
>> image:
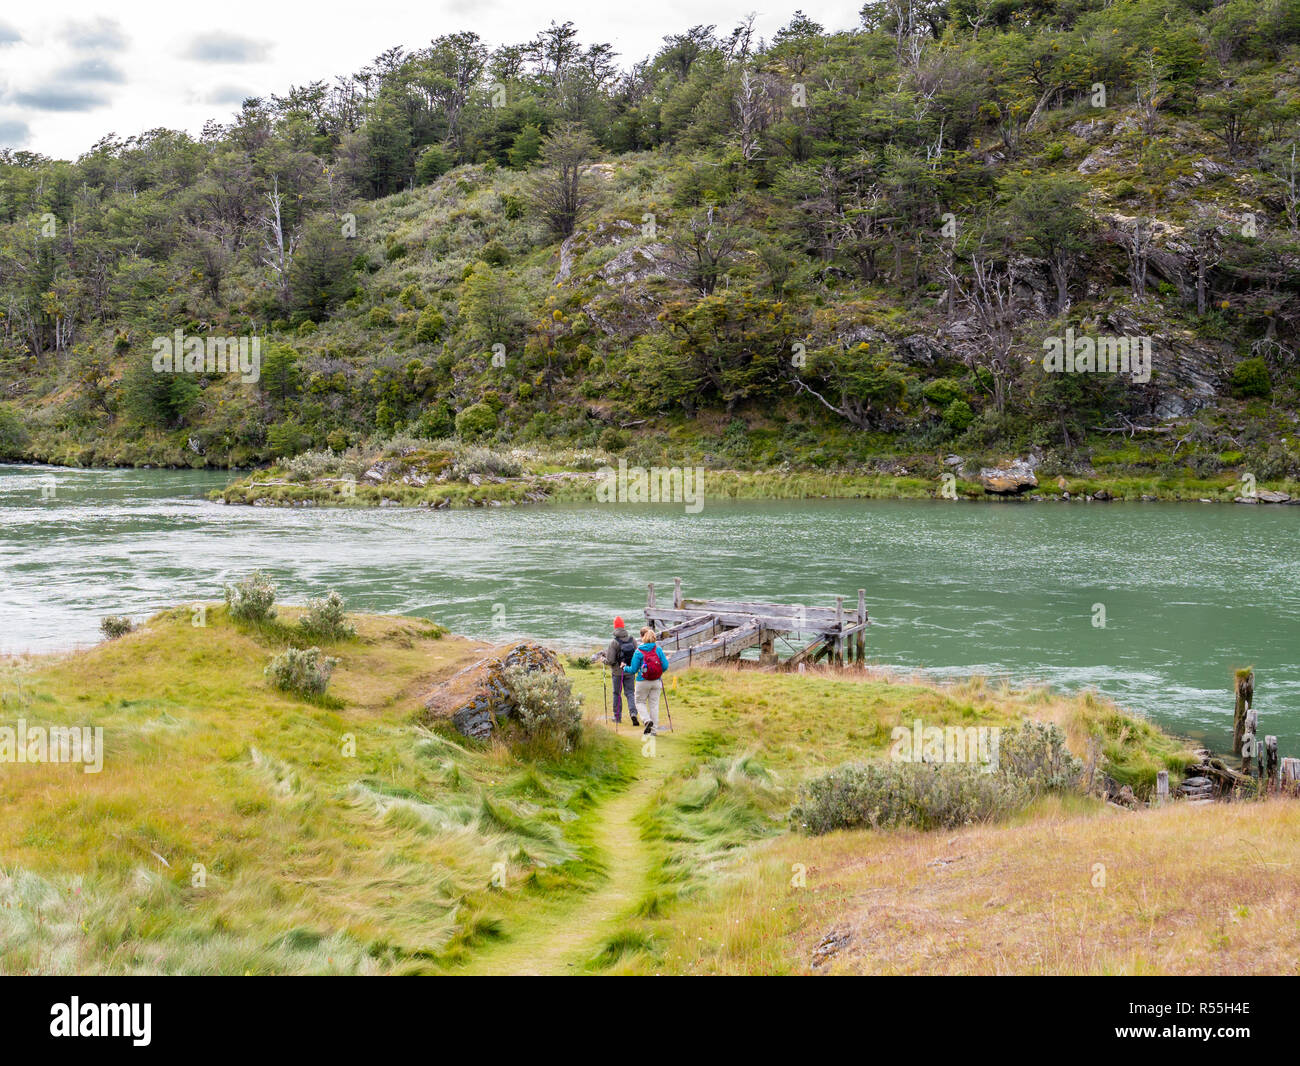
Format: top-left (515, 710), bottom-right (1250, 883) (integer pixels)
top-left (1, 0), bottom-right (1298, 483)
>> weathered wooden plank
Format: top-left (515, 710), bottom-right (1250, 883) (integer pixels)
top-left (657, 614), bottom-right (721, 651)
top-left (665, 620), bottom-right (762, 666)
top-left (680, 599), bottom-right (841, 623)
top-left (649, 606), bottom-right (867, 634)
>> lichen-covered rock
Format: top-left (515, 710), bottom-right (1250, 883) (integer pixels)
top-left (420, 642), bottom-right (563, 739)
top-left (978, 459), bottom-right (1038, 495)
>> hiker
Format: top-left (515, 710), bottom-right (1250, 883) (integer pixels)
top-left (602, 616), bottom-right (639, 726)
top-left (627, 626), bottom-right (670, 736)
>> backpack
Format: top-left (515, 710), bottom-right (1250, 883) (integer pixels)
top-left (640, 644), bottom-right (666, 681)
top-left (616, 635), bottom-right (637, 666)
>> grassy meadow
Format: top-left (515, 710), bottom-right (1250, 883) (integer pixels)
top-left (4, 605), bottom-right (1288, 976)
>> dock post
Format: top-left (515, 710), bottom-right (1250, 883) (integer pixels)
top-left (1156, 770), bottom-right (1168, 806)
top-left (1233, 668), bottom-right (1254, 756)
top-left (647, 582), bottom-right (655, 612)
top-left (835, 596), bottom-right (844, 666)
top-left (856, 589), bottom-right (866, 666)
top-left (1266, 736), bottom-right (1279, 791)
top-left (759, 630), bottom-right (776, 666)
top-left (1282, 758), bottom-right (1300, 795)
top-left (673, 577), bottom-right (682, 610)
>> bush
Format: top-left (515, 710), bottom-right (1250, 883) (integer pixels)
top-left (100, 616), bottom-right (134, 640)
top-left (265, 646), bottom-right (338, 698)
top-left (298, 591), bottom-right (356, 641)
top-left (922, 379), bottom-right (966, 407)
top-left (503, 665), bottom-right (583, 749)
top-left (450, 445), bottom-right (524, 479)
top-left (415, 306), bottom-right (446, 343)
top-left (996, 720), bottom-right (1083, 795)
top-left (455, 402), bottom-right (498, 441)
top-left (224, 571), bottom-right (278, 623)
top-left (792, 761), bottom-right (1028, 834)
top-left (792, 719), bottom-right (1085, 834)
top-left (284, 449), bottom-right (339, 482)
top-left (1230, 357), bottom-right (1271, 398)
top-left (942, 398), bottom-right (975, 432)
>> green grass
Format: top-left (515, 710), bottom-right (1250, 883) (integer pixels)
top-left (0, 607), bottom-right (633, 974)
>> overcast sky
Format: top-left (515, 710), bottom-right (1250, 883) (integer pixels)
top-left (0, 1), bottom-right (859, 160)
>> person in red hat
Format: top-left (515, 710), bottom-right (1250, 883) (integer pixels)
top-left (601, 616), bottom-right (639, 726)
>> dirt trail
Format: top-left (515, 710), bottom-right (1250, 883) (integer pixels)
top-left (454, 725), bottom-right (684, 976)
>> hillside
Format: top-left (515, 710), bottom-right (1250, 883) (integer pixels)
top-left (1, 2), bottom-right (1299, 497)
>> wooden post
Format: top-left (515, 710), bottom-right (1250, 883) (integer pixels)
top-left (647, 582), bottom-right (655, 611)
top-left (1281, 758), bottom-right (1300, 795)
top-left (1156, 770), bottom-right (1169, 806)
top-left (673, 577), bottom-right (682, 610)
top-left (1241, 731), bottom-right (1256, 775)
top-left (1266, 736), bottom-right (1279, 792)
top-left (856, 589), bottom-right (866, 666)
top-left (835, 596), bottom-right (844, 667)
top-left (759, 630), bottom-right (776, 666)
top-left (1232, 668), bottom-right (1254, 757)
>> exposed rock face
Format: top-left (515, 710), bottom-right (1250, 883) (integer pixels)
top-left (1257, 490), bottom-right (1293, 504)
top-left (979, 459), bottom-right (1038, 495)
top-left (420, 642), bottom-right (563, 739)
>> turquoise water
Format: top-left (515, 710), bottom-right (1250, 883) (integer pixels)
top-left (2, 463), bottom-right (1297, 753)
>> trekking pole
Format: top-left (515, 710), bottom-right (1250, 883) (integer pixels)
top-left (601, 664), bottom-right (610, 726)
top-left (661, 686), bottom-right (674, 733)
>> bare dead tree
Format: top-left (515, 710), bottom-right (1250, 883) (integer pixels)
top-left (1116, 217), bottom-right (1154, 298)
top-left (944, 255), bottom-right (1020, 413)
top-left (734, 69), bottom-right (777, 161)
top-left (260, 177), bottom-right (299, 306)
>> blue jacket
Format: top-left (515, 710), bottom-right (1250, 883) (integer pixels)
top-left (627, 642), bottom-right (669, 682)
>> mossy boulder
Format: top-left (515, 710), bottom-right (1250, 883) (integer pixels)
top-left (419, 642), bottom-right (563, 739)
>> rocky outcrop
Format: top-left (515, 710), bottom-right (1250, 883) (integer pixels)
top-left (420, 642), bottom-right (563, 739)
top-left (979, 459), bottom-right (1038, 495)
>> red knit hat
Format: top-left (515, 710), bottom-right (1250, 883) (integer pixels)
top-left (613, 616), bottom-right (624, 628)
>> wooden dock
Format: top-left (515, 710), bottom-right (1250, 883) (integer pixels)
top-left (645, 579), bottom-right (868, 669)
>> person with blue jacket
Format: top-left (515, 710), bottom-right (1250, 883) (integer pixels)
top-left (626, 626), bottom-right (670, 736)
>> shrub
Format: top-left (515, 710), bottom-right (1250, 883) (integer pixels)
top-left (922, 378), bottom-right (966, 407)
top-left (1230, 357), bottom-right (1271, 398)
top-left (284, 449), bottom-right (339, 482)
top-left (265, 647), bottom-right (338, 697)
top-left (792, 719), bottom-right (1086, 834)
top-left (224, 571), bottom-right (278, 623)
top-left (455, 402), bottom-right (498, 441)
top-left (943, 398), bottom-right (975, 432)
top-left (996, 720), bottom-right (1083, 795)
top-left (450, 445), bottom-right (524, 479)
top-left (792, 761), bottom-right (1028, 834)
top-left (415, 306), bottom-right (445, 343)
top-left (100, 616), bottom-right (134, 640)
top-left (503, 665), bottom-right (583, 749)
top-left (298, 591), bottom-right (356, 641)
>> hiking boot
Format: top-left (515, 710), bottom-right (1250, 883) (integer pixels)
top-left (630, 715), bottom-right (639, 727)
top-left (643, 721), bottom-right (654, 736)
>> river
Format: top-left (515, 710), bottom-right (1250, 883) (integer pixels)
top-left (2, 463), bottom-right (1297, 753)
